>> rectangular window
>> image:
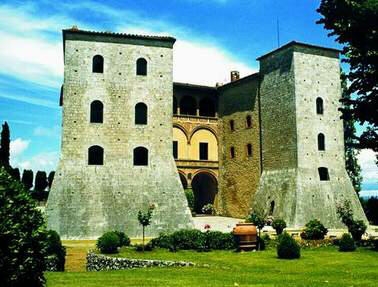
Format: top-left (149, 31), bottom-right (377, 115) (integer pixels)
top-left (229, 120), bottom-right (235, 131)
top-left (199, 142), bottom-right (208, 160)
top-left (318, 167), bottom-right (330, 181)
top-left (173, 141), bottom-right (178, 159)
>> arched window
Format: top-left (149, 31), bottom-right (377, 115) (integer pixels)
top-left (229, 120), bottom-right (235, 131)
top-left (134, 146), bottom-right (148, 166)
top-left (136, 58), bottom-right (147, 76)
top-left (135, 103), bottom-right (147, 125)
top-left (246, 115), bottom-right (252, 128)
top-left (318, 167), bottom-right (330, 181)
top-left (88, 145), bottom-right (104, 165)
top-left (180, 96), bottom-right (197, 115)
top-left (316, 97), bottom-right (324, 115)
top-left (173, 97), bottom-right (178, 114)
top-left (318, 133), bottom-right (325, 151)
top-left (246, 144), bottom-right (252, 157)
top-left (230, 146), bottom-right (235, 159)
top-left (90, 100), bottom-right (103, 123)
top-left (92, 55), bottom-right (104, 73)
top-left (199, 97), bottom-right (216, 117)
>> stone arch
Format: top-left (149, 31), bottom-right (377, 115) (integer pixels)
top-left (173, 125), bottom-right (189, 159)
top-left (180, 96), bottom-right (197, 115)
top-left (178, 171), bottom-right (188, 189)
top-left (191, 171), bottom-right (218, 213)
top-left (189, 126), bottom-right (218, 144)
top-left (189, 127), bottom-right (218, 161)
top-left (199, 97), bottom-right (216, 117)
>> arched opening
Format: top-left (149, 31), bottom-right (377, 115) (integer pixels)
top-left (135, 103), bottom-right (147, 125)
top-left (199, 97), bottom-right (215, 117)
top-left (133, 147), bottom-right (148, 166)
top-left (318, 167), bottom-right (330, 181)
top-left (246, 115), bottom-right (252, 128)
top-left (269, 201), bottom-right (275, 216)
top-left (246, 143), bottom-right (252, 157)
top-left (173, 97), bottom-right (178, 114)
top-left (90, 100), bottom-right (103, 123)
top-left (136, 58), bottom-right (147, 76)
top-left (92, 55), bottom-right (104, 73)
top-left (180, 96), bottom-right (196, 115)
top-left (179, 173), bottom-right (188, 189)
top-left (88, 145), bottom-right (104, 165)
top-left (230, 146), bottom-right (235, 158)
top-left (318, 133), bottom-right (325, 151)
top-left (229, 120), bottom-right (235, 131)
top-left (191, 172), bottom-right (218, 213)
top-left (316, 97), bottom-right (324, 115)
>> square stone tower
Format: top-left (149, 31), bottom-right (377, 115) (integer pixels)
top-left (253, 42), bottom-right (367, 228)
top-left (46, 28), bottom-right (193, 239)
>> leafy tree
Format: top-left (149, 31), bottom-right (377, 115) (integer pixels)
top-left (0, 121), bottom-right (10, 168)
top-left (137, 204), bottom-right (155, 252)
top-left (317, 0), bottom-right (378, 164)
top-left (0, 167), bottom-right (47, 287)
top-left (48, 171), bottom-right (55, 190)
top-left (33, 171), bottom-right (48, 201)
top-left (246, 212), bottom-right (265, 250)
top-left (365, 197), bottom-right (378, 225)
top-left (341, 73), bottom-right (363, 193)
top-left (21, 169), bottom-right (34, 190)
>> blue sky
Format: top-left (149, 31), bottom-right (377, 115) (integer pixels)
top-left (0, 0), bottom-right (376, 191)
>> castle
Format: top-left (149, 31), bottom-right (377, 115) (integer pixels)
top-left (46, 28), bottom-right (367, 239)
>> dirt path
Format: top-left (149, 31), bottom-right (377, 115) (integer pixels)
top-left (63, 240), bottom-right (95, 272)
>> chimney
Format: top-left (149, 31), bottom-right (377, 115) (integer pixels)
top-left (231, 71), bottom-right (240, 82)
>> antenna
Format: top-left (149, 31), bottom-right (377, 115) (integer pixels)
top-left (277, 18), bottom-right (280, 48)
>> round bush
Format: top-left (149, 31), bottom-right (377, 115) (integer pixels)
top-left (113, 231), bottom-right (131, 247)
top-left (46, 230), bottom-right (66, 271)
top-left (0, 167), bottom-right (48, 287)
top-left (301, 219), bottom-right (328, 240)
top-left (277, 232), bottom-right (301, 259)
top-left (171, 229), bottom-right (205, 250)
top-left (349, 220), bottom-right (367, 241)
top-left (96, 231), bottom-right (120, 254)
top-left (272, 219), bottom-right (287, 235)
top-left (339, 233), bottom-right (356, 252)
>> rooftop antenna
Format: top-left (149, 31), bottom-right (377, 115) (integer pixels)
top-left (277, 18), bottom-right (281, 48)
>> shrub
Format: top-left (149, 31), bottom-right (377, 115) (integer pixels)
top-left (349, 220), bottom-right (367, 241)
top-left (202, 204), bottom-right (216, 215)
top-left (150, 232), bottom-right (173, 249)
top-left (46, 230), bottom-right (66, 271)
top-left (339, 233), bottom-right (356, 252)
top-left (301, 219), bottom-right (328, 240)
top-left (113, 231), bottom-right (131, 247)
top-left (97, 231), bottom-right (120, 254)
top-left (185, 189), bottom-right (195, 212)
top-left (0, 167), bottom-right (47, 287)
top-left (364, 197), bottom-right (378, 225)
top-left (277, 232), bottom-right (301, 259)
top-left (171, 229), bottom-right (205, 251)
top-left (135, 242), bottom-right (153, 252)
top-left (205, 231), bottom-right (237, 250)
top-left (246, 212), bottom-right (265, 250)
top-left (272, 219), bottom-right (287, 235)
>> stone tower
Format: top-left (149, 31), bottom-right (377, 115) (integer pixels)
top-left (46, 28), bottom-right (193, 239)
top-left (253, 42), bottom-right (367, 228)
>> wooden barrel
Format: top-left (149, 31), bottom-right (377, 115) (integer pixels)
top-left (233, 223), bottom-right (257, 251)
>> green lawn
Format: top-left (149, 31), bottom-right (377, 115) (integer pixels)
top-left (46, 245), bottom-right (378, 287)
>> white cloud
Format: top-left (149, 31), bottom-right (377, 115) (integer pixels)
top-left (358, 149), bottom-right (378, 182)
top-left (16, 151), bottom-right (59, 173)
top-left (33, 125), bottom-right (60, 138)
top-left (10, 138), bottom-right (30, 158)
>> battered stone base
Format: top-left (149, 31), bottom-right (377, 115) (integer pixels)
top-left (253, 168), bottom-right (368, 228)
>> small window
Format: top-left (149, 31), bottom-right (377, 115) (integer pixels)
top-left (134, 147), bottom-right (148, 166)
top-left (229, 120), bottom-right (235, 131)
top-left (247, 144), bottom-right (252, 157)
top-left (269, 201), bottom-right (275, 216)
top-left (90, 100), bottom-right (103, 123)
top-left (316, 97), bottom-right (324, 115)
top-left (92, 55), bottom-right (104, 73)
top-left (135, 103), bottom-right (147, 125)
top-left (199, 142), bottom-right (208, 160)
top-left (88, 145), bottom-right (104, 165)
top-left (230, 147), bottom-right (235, 159)
top-left (318, 167), bottom-right (330, 181)
top-left (136, 58), bottom-right (147, 76)
top-left (173, 141), bottom-right (178, 159)
top-left (246, 115), bottom-right (252, 128)
top-left (318, 133), bottom-right (325, 151)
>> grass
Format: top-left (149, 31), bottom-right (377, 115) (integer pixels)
top-left (46, 241), bottom-right (378, 287)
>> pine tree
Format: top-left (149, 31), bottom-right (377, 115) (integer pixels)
top-left (0, 121), bottom-right (10, 168)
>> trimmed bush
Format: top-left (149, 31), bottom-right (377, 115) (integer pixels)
top-left (114, 231), bottom-right (131, 247)
top-left (0, 167), bottom-right (48, 287)
top-left (171, 229), bottom-right (205, 251)
top-left (150, 232), bottom-right (173, 249)
top-left (185, 189), bottom-right (195, 212)
top-left (97, 231), bottom-right (120, 254)
top-left (272, 219), bottom-right (287, 235)
top-left (339, 233), bottom-right (356, 252)
top-left (277, 232), bottom-right (301, 259)
top-left (205, 231), bottom-right (237, 250)
top-left (301, 219), bottom-right (328, 240)
top-left (349, 220), bottom-right (367, 241)
top-left (46, 230), bottom-right (66, 271)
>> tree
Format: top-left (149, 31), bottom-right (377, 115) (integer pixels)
top-left (137, 204), bottom-right (155, 252)
top-left (0, 167), bottom-right (47, 287)
top-left (341, 73), bottom-right (363, 193)
top-left (33, 171), bottom-right (48, 201)
top-left (22, 169), bottom-right (34, 190)
top-left (47, 171), bottom-right (55, 190)
top-left (9, 167), bottom-right (20, 181)
top-left (247, 212), bottom-right (265, 250)
top-left (0, 121), bottom-right (10, 168)
top-left (317, 0), bottom-right (378, 164)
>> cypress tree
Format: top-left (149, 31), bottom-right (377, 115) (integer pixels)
top-left (33, 171), bottom-right (48, 201)
top-left (0, 121), bottom-right (10, 168)
top-left (22, 169), bottom-right (34, 190)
